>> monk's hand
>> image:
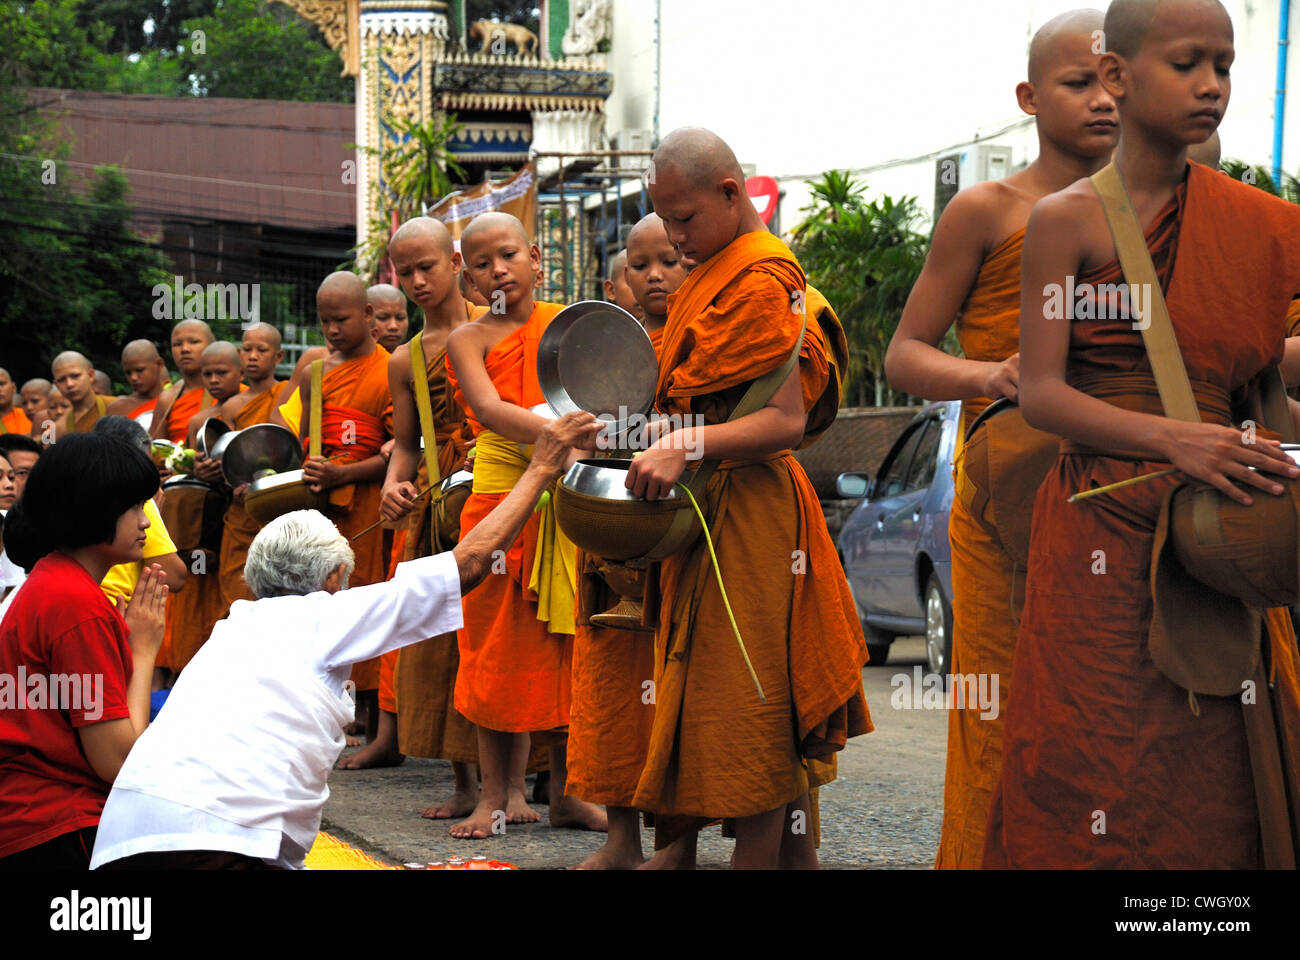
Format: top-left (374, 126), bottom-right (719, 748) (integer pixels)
top-left (532, 412), bottom-right (601, 476)
top-left (123, 563), bottom-right (168, 657)
top-left (303, 455), bottom-right (345, 493)
top-left (1161, 420), bottom-right (1300, 506)
top-left (381, 480), bottom-right (421, 521)
top-left (231, 483), bottom-right (249, 504)
top-left (193, 455), bottom-right (223, 485)
top-left (464, 442), bottom-right (476, 474)
top-left (626, 443), bottom-right (687, 501)
top-left (983, 354), bottom-right (1020, 401)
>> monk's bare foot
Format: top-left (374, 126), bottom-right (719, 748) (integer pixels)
top-left (421, 788), bottom-right (480, 820)
top-left (506, 786), bottom-right (541, 824)
top-left (638, 838), bottom-right (697, 870)
top-left (549, 795), bottom-right (608, 832)
top-left (572, 841), bottom-right (643, 870)
top-left (336, 740), bottom-right (404, 769)
top-left (450, 797), bottom-right (505, 840)
top-left (345, 734), bottom-right (362, 747)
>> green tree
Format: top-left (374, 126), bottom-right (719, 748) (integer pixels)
top-left (1220, 158), bottom-right (1300, 203)
top-left (793, 171), bottom-right (931, 407)
top-left (178, 0), bottom-right (354, 102)
top-left (77, 0), bottom-right (215, 54)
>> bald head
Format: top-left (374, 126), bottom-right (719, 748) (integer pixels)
top-left (1028, 9), bottom-right (1105, 82)
top-left (201, 341), bottom-right (240, 366)
top-left (317, 271), bottom-right (368, 310)
top-left (460, 212), bottom-right (530, 253)
top-left (389, 216), bottom-right (454, 257)
top-left (626, 213), bottom-right (668, 250)
top-left (241, 321), bottom-right (282, 350)
top-left (606, 249), bottom-right (628, 283)
top-left (653, 127), bottom-right (746, 190)
top-left (172, 319), bottom-right (214, 341)
top-left (22, 378), bottom-right (50, 394)
top-left (121, 339), bottom-right (161, 364)
top-left (51, 350), bottom-right (92, 374)
top-left (367, 283), bottom-right (405, 306)
top-left (1103, 0), bottom-right (1227, 60)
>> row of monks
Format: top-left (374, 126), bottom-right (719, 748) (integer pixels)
top-left (19, 125), bottom-right (872, 868)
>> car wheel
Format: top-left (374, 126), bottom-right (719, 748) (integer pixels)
top-left (924, 574), bottom-right (953, 676)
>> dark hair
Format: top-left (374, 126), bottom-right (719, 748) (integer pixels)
top-left (92, 414), bottom-right (150, 455)
top-left (0, 434), bottom-right (40, 458)
top-left (5, 433), bottom-right (159, 568)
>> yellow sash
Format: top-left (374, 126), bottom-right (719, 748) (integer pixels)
top-left (472, 429), bottom-right (576, 635)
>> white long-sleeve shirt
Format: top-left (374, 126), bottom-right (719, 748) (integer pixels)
top-left (90, 551), bottom-right (463, 869)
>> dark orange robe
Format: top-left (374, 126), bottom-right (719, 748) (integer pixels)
top-left (65, 395), bottom-right (111, 434)
top-left (127, 396), bottom-right (160, 421)
top-left (159, 386), bottom-right (214, 445)
top-left (631, 232), bottom-right (871, 819)
top-left (566, 324), bottom-right (665, 806)
top-left (0, 408), bottom-right (31, 435)
top-left (391, 319), bottom-right (481, 761)
top-left (310, 348), bottom-right (393, 690)
top-left (985, 162), bottom-right (1300, 868)
top-left (937, 228), bottom-right (1025, 869)
top-left (446, 301), bottom-right (573, 733)
top-left (217, 383), bottom-right (287, 607)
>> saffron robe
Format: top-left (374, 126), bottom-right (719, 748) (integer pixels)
top-left (0, 408), bottom-right (31, 435)
top-left (631, 231), bottom-right (871, 819)
top-left (566, 325), bottom-right (665, 806)
top-left (984, 162), bottom-right (1300, 868)
top-left (937, 228), bottom-right (1026, 869)
top-left (66, 395), bottom-right (111, 434)
top-left (392, 318), bottom-right (481, 761)
top-left (446, 301), bottom-right (574, 733)
top-left (217, 383), bottom-right (287, 607)
top-left (309, 349), bottom-right (394, 691)
top-left (159, 386), bottom-right (215, 445)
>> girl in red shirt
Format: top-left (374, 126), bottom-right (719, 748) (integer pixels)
top-left (0, 433), bottom-right (168, 868)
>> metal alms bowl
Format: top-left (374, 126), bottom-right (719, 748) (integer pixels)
top-left (243, 468), bottom-right (325, 525)
top-left (537, 300), bottom-right (657, 435)
top-left (554, 459), bottom-right (693, 562)
top-left (198, 418), bottom-right (231, 459)
top-left (221, 424), bottom-right (304, 488)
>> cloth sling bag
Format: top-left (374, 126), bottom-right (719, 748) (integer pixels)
top-left (1095, 161), bottom-right (1300, 868)
top-left (408, 335), bottom-right (469, 550)
top-left (641, 308), bottom-right (808, 562)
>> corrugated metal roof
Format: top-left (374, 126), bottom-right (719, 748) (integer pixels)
top-left (31, 88), bottom-right (356, 231)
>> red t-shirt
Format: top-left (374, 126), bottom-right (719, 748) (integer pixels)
top-left (0, 552), bottom-right (133, 858)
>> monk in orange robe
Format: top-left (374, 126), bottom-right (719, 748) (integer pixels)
top-left (150, 320), bottom-right (217, 444)
top-left (568, 218), bottom-right (684, 869)
top-left (107, 340), bottom-right (170, 428)
top-left (625, 128), bottom-right (871, 869)
top-left (297, 272), bottom-right (394, 705)
top-left (445, 211), bottom-right (606, 839)
top-left (986, 0), bottom-right (1300, 868)
top-left (340, 217), bottom-right (483, 784)
top-left (883, 9), bottom-right (1118, 869)
top-left (0, 369), bottom-right (31, 437)
top-left (18, 378), bottom-right (50, 440)
top-left (50, 351), bottom-right (112, 437)
top-left (216, 324), bottom-right (286, 607)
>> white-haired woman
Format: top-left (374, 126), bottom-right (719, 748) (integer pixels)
top-left (90, 412), bottom-right (599, 870)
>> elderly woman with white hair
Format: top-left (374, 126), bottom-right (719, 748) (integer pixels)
top-left (89, 412), bottom-right (599, 870)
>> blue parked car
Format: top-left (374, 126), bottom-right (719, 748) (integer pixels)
top-left (835, 401), bottom-right (958, 675)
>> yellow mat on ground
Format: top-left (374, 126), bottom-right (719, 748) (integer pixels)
top-left (305, 832), bottom-right (398, 870)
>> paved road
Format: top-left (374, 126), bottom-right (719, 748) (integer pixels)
top-left (322, 636), bottom-right (945, 869)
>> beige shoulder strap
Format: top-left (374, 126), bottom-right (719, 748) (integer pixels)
top-left (1091, 163), bottom-right (1200, 423)
top-left (309, 359), bottom-right (324, 459)
top-left (408, 335), bottom-right (442, 487)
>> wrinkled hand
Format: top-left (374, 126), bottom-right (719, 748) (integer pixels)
top-left (193, 455), bottom-right (223, 484)
top-left (983, 354), bottom-right (1020, 402)
top-left (381, 480), bottom-right (422, 521)
top-left (122, 564), bottom-right (168, 657)
top-left (625, 442), bottom-right (688, 501)
top-left (1162, 420), bottom-right (1299, 506)
top-left (303, 455), bottom-right (346, 494)
top-left (532, 412), bottom-right (601, 475)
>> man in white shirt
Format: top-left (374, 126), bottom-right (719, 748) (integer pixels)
top-left (91, 411), bottom-right (599, 869)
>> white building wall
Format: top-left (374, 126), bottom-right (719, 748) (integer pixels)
top-left (605, 0), bottom-right (1298, 234)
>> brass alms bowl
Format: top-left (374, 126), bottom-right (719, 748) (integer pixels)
top-left (554, 459), bottom-right (693, 562)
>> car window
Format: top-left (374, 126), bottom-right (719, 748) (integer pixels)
top-left (875, 422), bottom-right (925, 499)
top-left (904, 419), bottom-right (943, 492)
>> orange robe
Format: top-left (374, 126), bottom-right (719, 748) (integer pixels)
top-left (631, 232), bottom-right (871, 819)
top-left (66, 395), bottom-right (111, 434)
top-left (937, 229), bottom-right (1025, 869)
top-left (985, 162), bottom-right (1300, 868)
top-left (159, 386), bottom-right (214, 445)
top-left (566, 325), bottom-right (665, 806)
top-left (310, 349), bottom-right (393, 691)
top-left (392, 323), bottom-right (481, 760)
top-left (127, 396), bottom-right (160, 421)
top-left (217, 383), bottom-right (287, 607)
top-left (446, 301), bottom-right (573, 733)
top-left (0, 408), bottom-right (31, 435)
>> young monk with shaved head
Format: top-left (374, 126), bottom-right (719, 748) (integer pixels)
top-left (51, 351), bottom-right (112, 437)
top-left (216, 323), bottom-right (287, 608)
top-left (19, 379), bottom-right (50, 439)
top-left (297, 272), bottom-right (394, 714)
top-left (368, 283), bottom-right (410, 354)
top-left (150, 320), bottom-right (217, 444)
top-left (985, 0), bottom-right (1300, 868)
top-left (0, 369), bottom-right (31, 437)
top-left (626, 128), bottom-right (870, 869)
top-left (884, 8), bottom-right (1118, 869)
top-left (107, 340), bottom-right (170, 428)
top-left (44, 386), bottom-right (70, 426)
top-left (603, 249), bottom-right (643, 321)
top-left (342, 217), bottom-right (486, 783)
top-left (445, 211), bottom-right (606, 838)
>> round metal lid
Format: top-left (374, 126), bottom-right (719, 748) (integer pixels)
top-left (537, 300), bottom-right (657, 435)
top-left (221, 424), bottom-right (304, 487)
